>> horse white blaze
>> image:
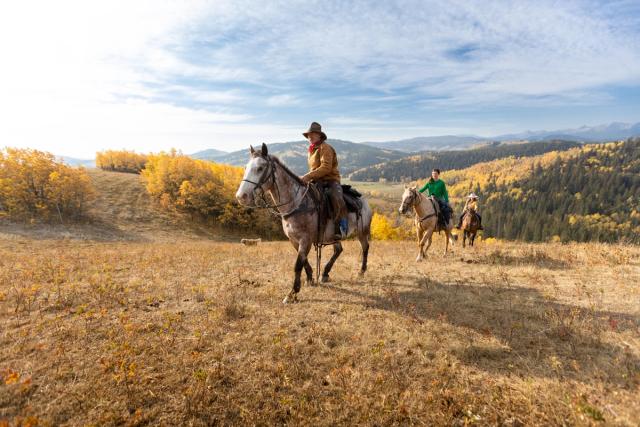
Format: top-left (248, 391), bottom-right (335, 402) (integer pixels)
top-left (235, 156), bottom-right (265, 206)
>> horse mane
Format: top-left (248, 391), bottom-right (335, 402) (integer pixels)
top-left (269, 155), bottom-right (304, 186)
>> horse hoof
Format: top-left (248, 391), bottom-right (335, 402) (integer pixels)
top-left (283, 293), bottom-right (298, 304)
top-left (358, 270), bottom-right (366, 277)
top-left (416, 256), bottom-right (423, 262)
top-left (321, 275), bottom-right (331, 283)
top-left (308, 279), bottom-right (317, 287)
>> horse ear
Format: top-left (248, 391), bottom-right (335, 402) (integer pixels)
top-left (249, 145), bottom-right (256, 155)
top-left (261, 143), bottom-right (268, 156)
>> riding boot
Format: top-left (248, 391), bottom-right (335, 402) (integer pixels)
top-left (333, 219), bottom-right (342, 241)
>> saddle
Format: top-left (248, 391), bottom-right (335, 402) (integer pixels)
top-left (310, 183), bottom-right (364, 241)
top-left (428, 197), bottom-right (452, 230)
top-left (341, 184), bottom-right (363, 213)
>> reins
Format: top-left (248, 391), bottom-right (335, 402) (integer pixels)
top-left (242, 154), bottom-right (311, 217)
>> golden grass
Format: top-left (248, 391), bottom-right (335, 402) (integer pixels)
top-left (1, 237), bottom-right (638, 426)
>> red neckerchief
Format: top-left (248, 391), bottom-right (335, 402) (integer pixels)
top-left (308, 140), bottom-right (323, 154)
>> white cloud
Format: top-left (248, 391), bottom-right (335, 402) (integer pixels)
top-left (266, 95), bottom-right (300, 107)
top-left (0, 0), bottom-right (638, 157)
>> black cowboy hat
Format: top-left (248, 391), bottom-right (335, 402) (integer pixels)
top-left (302, 122), bottom-right (327, 141)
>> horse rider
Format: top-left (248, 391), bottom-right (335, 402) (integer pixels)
top-left (418, 168), bottom-right (452, 226)
top-left (300, 122), bottom-right (348, 241)
top-left (456, 193), bottom-right (483, 230)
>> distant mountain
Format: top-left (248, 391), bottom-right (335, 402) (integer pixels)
top-left (59, 156), bottom-right (95, 168)
top-left (203, 139), bottom-right (407, 175)
top-left (365, 135), bottom-right (489, 152)
top-left (190, 148), bottom-right (229, 161)
top-left (495, 122), bottom-right (640, 142)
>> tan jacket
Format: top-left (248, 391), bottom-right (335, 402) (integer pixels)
top-left (464, 199), bottom-right (478, 212)
top-left (302, 141), bottom-right (341, 183)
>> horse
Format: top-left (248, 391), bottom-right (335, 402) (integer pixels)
top-left (398, 186), bottom-right (455, 262)
top-left (235, 143), bottom-right (373, 304)
top-left (460, 209), bottom-right (480, 248)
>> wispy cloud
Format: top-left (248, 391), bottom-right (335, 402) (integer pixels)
top-left (0, 0), bottom-right (638, 156)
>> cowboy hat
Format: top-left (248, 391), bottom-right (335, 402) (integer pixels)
top-left (302, 122), bottom-right (327, 140)
top-left (467, 193), bottom-right (479, 199)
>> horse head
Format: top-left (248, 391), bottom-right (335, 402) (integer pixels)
top-left (399, 186), bottom-right (418, 214)
top-left (235, 143), bottom-right (275, 206)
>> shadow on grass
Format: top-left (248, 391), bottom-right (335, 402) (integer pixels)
top-left (320, 276), bottom-right (639, 389)
top-left (473, 248), bottom-right (570, 269)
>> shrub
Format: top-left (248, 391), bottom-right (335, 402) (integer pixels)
top-left (0, 148), bottom-right (94, 222)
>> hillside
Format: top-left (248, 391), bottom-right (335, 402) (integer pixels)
top-left (0, 169), bottom-right (233, 241)
top-left (349, 140), bottom-right (582, 182)
top-left (192, 139), bottom-right (407, 175)
top-left (479, 138), bottom-right (640, 243)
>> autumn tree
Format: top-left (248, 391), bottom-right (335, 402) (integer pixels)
top-left (96, 150), bottom-right (148, 173)
top-left (141, 151), bottom-right (281, 237)
top-left (0, 148), bottom-right (95, 222)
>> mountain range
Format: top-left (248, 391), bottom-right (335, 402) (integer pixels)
top-left (192, 139), bottom-right (406, 175)
top-left (58, 121), bottom-right (639, 170)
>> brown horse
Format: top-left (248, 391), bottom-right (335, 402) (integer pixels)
top-left (235, 144), bottom-right (372, 303)
top-left (399, 186), bottom-right (454, 261)
top-left (461, 209), bottom-right (480, 248)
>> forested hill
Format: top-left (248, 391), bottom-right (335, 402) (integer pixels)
top-left (349, 140), bottom-right (582, 181)
top-left (480, 138), bottom-right (640, 243)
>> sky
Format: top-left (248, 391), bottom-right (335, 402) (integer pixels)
top-left (0, 0), bottom-right (639, 158)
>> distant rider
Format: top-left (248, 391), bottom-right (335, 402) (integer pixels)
top-left (418, 168), bottom-right (452, 226)
top-left (300, 122), bottom-right (348, 241)
top-left (456, 193), bottom-right (483, 230)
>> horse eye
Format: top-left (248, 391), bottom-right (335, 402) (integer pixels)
top-left (257, 166), bottom-right (263, 171)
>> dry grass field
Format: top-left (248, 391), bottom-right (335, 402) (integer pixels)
top-left (1, 235), bottom-right (639, 426)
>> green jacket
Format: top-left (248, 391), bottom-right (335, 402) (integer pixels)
top-left (418, 179), bottom-right (448, 202)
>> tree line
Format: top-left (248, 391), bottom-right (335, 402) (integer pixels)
top-left (478, 138), bottom-right (640, 243)
top-left (350, 140), bottom-right (581, 182)
top-left (96, 150), bottom-right (148, 173)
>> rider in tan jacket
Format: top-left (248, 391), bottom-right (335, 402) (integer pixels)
top-left (300, 122), bottom-right (347, 240)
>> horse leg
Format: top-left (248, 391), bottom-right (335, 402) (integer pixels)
top-left (304, 260), bottom-right (315, 286)
top-left (420, 228), bottom-right (434, 259)
top-left (463, 230), bottom-right (467, 248)
top-left (416, 227), bottom-right (425, 262)
top-left (444, 228), bottom-right (453, 255)
top-left (321, 242), bottom-right (343, 283)
top-left (283, 240), bottom-right (311, 304)
top-left (358, 232), bottom-right (370, 276)
top-left (471, 232), bottom-right (476, 247)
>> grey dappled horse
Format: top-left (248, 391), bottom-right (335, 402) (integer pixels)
top-left (235, 144), bottom-right (372, 303)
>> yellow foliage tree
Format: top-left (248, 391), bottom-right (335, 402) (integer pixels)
top-left (371, 212), bottom-right (400, 240)
top-left (0, 148), bottom-right (95, 221)
top-left (141, 151), bottom-right (281, 237)
top-left (96, 150), bottom-right (148, 173)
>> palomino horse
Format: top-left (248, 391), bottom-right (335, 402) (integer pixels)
top-left (461, 209), bottom-right (480, 248)
top-left (235, 144), bottom-right (373, 303)
top-left (399, 186), bottom-right (454, 261)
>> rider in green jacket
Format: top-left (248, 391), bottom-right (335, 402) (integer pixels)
top-left (418, 168), bottom-right (452, 224)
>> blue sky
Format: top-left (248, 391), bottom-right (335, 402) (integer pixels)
top-left (1, 0), bottom-right (639, 157)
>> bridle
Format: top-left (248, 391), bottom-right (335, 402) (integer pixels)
top-left (400, 188), bottom-right (418, 214)
top-left (401, 188), bottom-right (437, 222)
top-left (241, 154), bottom-right (310, 217)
